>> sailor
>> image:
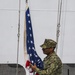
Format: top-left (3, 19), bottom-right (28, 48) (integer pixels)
top-left (30, 39), bottom-right (62, 75)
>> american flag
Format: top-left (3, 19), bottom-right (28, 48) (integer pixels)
top-left (25, 7), bottom-right (43, 70)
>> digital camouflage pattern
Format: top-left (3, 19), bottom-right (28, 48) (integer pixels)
top-left (40, 39), bottom-right (57, 48)
top-left (35, 52), bottom-right (62, 75)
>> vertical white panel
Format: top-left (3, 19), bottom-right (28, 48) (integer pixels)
top-left (1, 0), bottom-right (75, 65)
top-left (0, 11), bottom-right (18, 63)
top-left (57, 0), bottom-right (75, 63)
top-left (67, 0), bottom-right (75, 11)
top-left (29, 0), bottom-right (58, 10)
top-left (0, 0), bottom-right (19, 9)
top-left (62, 12), bottom-right (75, 63)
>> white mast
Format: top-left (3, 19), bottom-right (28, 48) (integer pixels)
top-left (16, 0), bottom-right (21, 75)
top-left (56, 0), bottom-right (62, 53)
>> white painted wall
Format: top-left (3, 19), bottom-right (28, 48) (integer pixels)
top-left (0, 0), bottom-right (75, 69)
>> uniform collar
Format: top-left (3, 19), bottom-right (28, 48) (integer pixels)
top-left (45, 51), bottom-right (56, 59)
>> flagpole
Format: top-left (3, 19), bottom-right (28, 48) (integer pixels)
top-left (25, 1), bottom-right (35, 75)
top-left (24, 0), bottom-right (31, 75)
top-left (16, 0), bottom-right (21, 75)
top-left (26, 0), bottom-right (28, 3)
top-left (56, 0), bottom-right (62, 53)
top-left (25, 0), bottom-right (37, 75)
top-left (24, 1), bottom-right (31, 75)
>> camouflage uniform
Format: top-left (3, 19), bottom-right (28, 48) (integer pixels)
top-left (35, 39), bottom-right (62, 75)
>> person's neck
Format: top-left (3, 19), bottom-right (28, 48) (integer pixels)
top-left (47, 51), bottom-right (54, 56)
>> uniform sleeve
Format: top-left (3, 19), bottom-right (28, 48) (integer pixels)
top-left (35, 61), bottom-right (59, 75)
